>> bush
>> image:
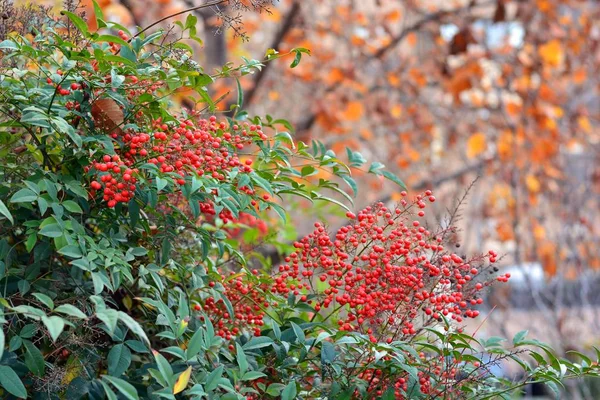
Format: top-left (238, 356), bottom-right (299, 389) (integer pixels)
top-left (0, 3), bottom-right (598, 399)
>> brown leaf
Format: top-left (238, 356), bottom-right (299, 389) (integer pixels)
top-left (91, 98), bottom-right (124, 135)
top-left (449, 28), bottom-right (476, 55)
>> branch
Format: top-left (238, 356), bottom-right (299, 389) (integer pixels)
top-left (243, 1), bottom-right (301, 107)
top-left (131, 0), bottom-right (228, 40)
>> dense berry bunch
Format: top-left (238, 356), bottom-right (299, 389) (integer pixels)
top-left (89, 115), bottom-right (265, 209)
top-left (272, 191), bottom-right (507, 343)
top-left (198, 271), bottom-right (268, 339)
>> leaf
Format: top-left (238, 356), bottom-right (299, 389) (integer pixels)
top-left (0, 40), bottom-right (17, 50)
top-left (381, 170), bottom-right (407, 190)
top-left (242, 336), bottom-right (273, 350)
top-left (23, 341), bottom-right (45, 377)
top-left (153, 350), bottom-right (174, 387)
top-left (92, 99), bottom-right (124, 135)
top-left (108, 344), bottom-right (132, 377)
top-left (241, 371), bottom-right (267, 381)
top-left (321, 341), bottom-right (336, 364)
top-left (0, 328), bottom-right (3, 361)
top-left (58, 245), bottom-right (83, 258)
top-left (61, 11), bottom-right (89, 36)
top-left (33, 292), bottom-right (54, 309)
top-left (204, 365), bottom-right (224, 391)
top-left (466, 132), bottom-right (487, 159)
top-left (0, 200), bottom-right (13, 224)
top-left (62, 200), bottom-right (83, 214)
top-left (341, 101), bottom-right (363, 121)
top-left (54, 304), bottom-right (87, 319)
top-left (513, 330), bottom-right (529, 345)
top-left (101, 376), bottom-right (139, 400)
top-left (10, 188), bottom-right (37, 203)
top-left (281, 381), bottom-right (297, 400)
top-left (97, 309), bottom-right (119, 333)
top-left (39, 224), bottom-right (64, 238)
top-left (118, 311), bottom-right (150, 346)
top-left (42, 315), bottom-right (65, 342)
top-left (173, 366), bottom-right (192, 394)
top-left (0, 365), bottom-right (27, 399)
top-left (291, 322), bottom-right (305, 343)
top-left (236, 343), bottom-right (248, 374)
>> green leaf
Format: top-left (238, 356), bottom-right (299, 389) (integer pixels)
top-left (62, 200), bottom-right (83, 214)
top-left (236, 343), bottom-right (248, 374)
top-left (92, 0), bottom-right (104, 21)
top-left (38, 224), bottom-right (64, 238)
top-left (0, 40), bottom-right (18, 50)
top-left (156, 177), bottom-right (168, 192)
top-left (205, 365), bottom-right (224, 392)
top-left (23, 340), bottom-right (45, 377)
top-left (153, 351), bottom-right (174, 387)
top-left (0, 365), bottom-right (27, 399)
top-left (108, 344), bottom-right (132, 377)
top-left (281, 381), bottom-right (297, 400)
top-left (513, 330), bottom-right (528, 345)
top-left (241, 371), bottom-right (267, 381)
top-left (381, 170), bottom-right (407, 190)
top-left (290, 322), bottom-right (305, 344)
top-left (242, 336), bottom-right (273, 350)
top-left (42, 315), bottom-right (65, 342)
top-left (101, 376), bottom-right (139, 400)
top-left (10, 188), bottom-right (37, 203)
top-left (33, 292), bottom-right (54, 309)
top-left (0, 328), bottom-right (4, 362)
top-left (61, 11), bottom-right (89, 36)
top-left (54, 304), bottom-right (87, 319)
top-left (117, 311), bottom-right (150, 346)
top-left (0, 200), bottom-right (13, 224)
top-left (97, 309), bottom-right (119, 332)
top-left (321, 341), bottom-right (336, 364)
top-left (58, 245), bottom-right (83, 258)
top-left (265, 383), bottom-right (285, 397)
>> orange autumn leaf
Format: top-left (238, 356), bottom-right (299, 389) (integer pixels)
top-left (384, 9), bottom-right (402, 22)
top-left (538, 241), bottom-right (557, 276)
top-left (573, 67), bottom-right (587, 84)
top-left (342, 101), bottom-right (364, 121)
top-left (578, 116), bottom-right (592, 133)
top-left (496, 220), bottom-right (514, 242)
top-left (326, 68), bottom-right (345, 85)
top-left (466, 133), bottom-right (487, 159)
top-left (538, 39), bottom-right (564, 67)
top-left (525, 174), bottom-right (541, 193)
top-left (406, 32), bottom-right (418, 47)
top-left (360, 128), bottom-right (373, 140)
top-left (391, 104), bottom-right (403, 119)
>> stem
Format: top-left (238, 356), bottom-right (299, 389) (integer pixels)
top-left (131, 0), bottom-right (228, 40)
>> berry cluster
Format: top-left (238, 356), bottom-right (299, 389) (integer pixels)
top-left (196, 270), bottom-right (268, 339)
top-left (272, 191), bottom-right (506, 343)
top-left (89, 115), bottom-right (266, 209)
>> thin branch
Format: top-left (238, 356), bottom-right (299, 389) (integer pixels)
top-left (243, 1), bottom-right (301, 107)
top-left (131, 0), bottom-right (228, 40)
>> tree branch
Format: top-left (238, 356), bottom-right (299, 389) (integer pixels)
top-left (243, 1), bottom-right (301, 107)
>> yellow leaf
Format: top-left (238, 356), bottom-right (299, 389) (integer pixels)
top-left (578, 116), bottom-right (592, 133)
top-left (342, 101), bottom-right (364, 121)
top-left (538, 40), bottom-right (564, 67)
top-left (173, 366), bottom-right (192, 394)
top-left (466, 133), bottom-right (487, 159)
top-left (525, 174), bottom-right (541, 193)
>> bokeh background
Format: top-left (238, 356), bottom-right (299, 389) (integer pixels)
top-left (18, 0), bottom-right (600, 395)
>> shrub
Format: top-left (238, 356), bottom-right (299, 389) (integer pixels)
top-left (0, 3), bottom-right (598, 399)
